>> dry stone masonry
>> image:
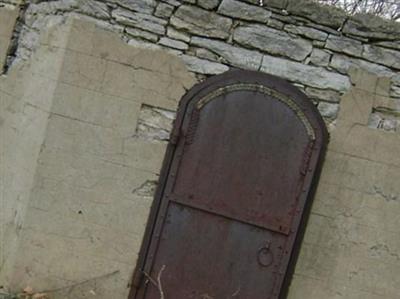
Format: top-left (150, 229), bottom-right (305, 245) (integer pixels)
top-left (1, 0), bottom-right (399, 131)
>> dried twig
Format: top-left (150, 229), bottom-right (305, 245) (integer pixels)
top-left (143, 265), bottom-right (166, 299)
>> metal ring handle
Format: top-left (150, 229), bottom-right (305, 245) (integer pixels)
top-left (257, 242), bottom-right (273, 267)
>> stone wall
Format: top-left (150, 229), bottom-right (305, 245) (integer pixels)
top-left (0, 1), bottom-right (399, 299)
top-left (1, 0), bottom-right (400, 131)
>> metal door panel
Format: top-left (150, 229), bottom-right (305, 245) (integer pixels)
top-left (145, 202), bottom-right (285, 299)
top-left (129, 70), bottom-right (328, 299)
top-left (172, 89), bottom-right (310, 234)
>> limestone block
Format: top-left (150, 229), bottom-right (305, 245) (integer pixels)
top-left (343, 13), bottom-right (400, 41)
top-left (166, 26), bottom-right (190, 42)
top-left (108, 0), bottom-right (157, 14)
top-left (362, 45), bottom-right (400, 70)
top-left (76, 0), bottom-right (110, 19)
top-left (218, 0), bottom-right (272, 23)
top-left (330, 54), bottom-right (394, 77)
top-left (126, 27), bottom-right (158, 42)
top-left (391, 85), bottom-right (400, 98)
top-left (171, 5), bottom-right (232, 39)
top-left (180, 54), bottom-right (229, 75)
top-left (191, 36), bottom-right (263, 70)
top-left (134, 104), bottom-right (175, 142)
top-left (112, 7), bottom-right (167, 35)
top-left (309, 48), bottom-right (330, 67)
top-left (392, 74), bottom-right (400, 87)
top-left (267, 18), bottom-right (284, 30)
top-left (161, 0), bottom-right (181, 7)
top-left (312, 40), bottom-right (326, 48)
top-left (261, 54), bottom-right (351, 91)
top-left (374, 117), bottom-right (399, 132)
top-left (325, 34), bottom-right (363, 57)
top-left (241, 0), bottom-right (288, 10)
top-left (194, 47), bottom-right (219, 61)
top-left (234, 24), bottom-right (312, 61)
top-left (158, 37), bottom-right (189, 50)
top-left (317, 102), bottom-right (339, 119)
top-left (154, 2), bottom-right (174, 18)
top-left (284, 24), bottom-right (328, 41)
top-left (128, 38), bottom-right (166, 51)
top-left (304, 87), bottom-right (341, 103)
top-left (24, 0), bottom-right (77, 21)
top-left (374, 41), bottom-right (400, 51)
top-left (198, 0), bottom-right (221, 9)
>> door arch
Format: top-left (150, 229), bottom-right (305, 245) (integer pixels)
top-left (129, 69), bottom-right (328, 299)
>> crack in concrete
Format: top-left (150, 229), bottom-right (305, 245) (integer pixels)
top-left (373, 185), bottom-right (398, 202)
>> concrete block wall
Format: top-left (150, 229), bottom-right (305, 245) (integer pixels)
top-left (0, 3), bottom-right (18, 70)
top-left (0, 1), bottom-right (399, 298)
top-left (289, 68), bottom-right (400, 299)
top-left (0, 17), bottom-right (196, 298)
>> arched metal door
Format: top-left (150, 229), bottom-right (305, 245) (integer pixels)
top-left (129, 70), bottom-right (328, 299)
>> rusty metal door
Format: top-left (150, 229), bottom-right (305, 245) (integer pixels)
top-left (129, 70), bottom-right (328, 299)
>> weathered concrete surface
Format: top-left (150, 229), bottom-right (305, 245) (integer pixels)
top-left (0, 19), bottom-right (71, 293)
top-left (0, 5), bottom-right (18, 70)
top-left (0, 17), bottom-right (196, 298)
top-left (288, 69), bottom-right (400, 299)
